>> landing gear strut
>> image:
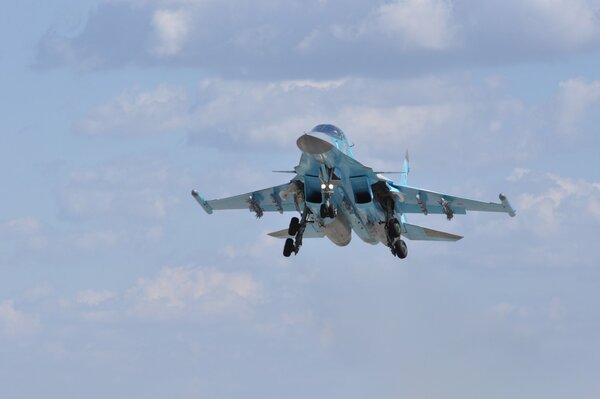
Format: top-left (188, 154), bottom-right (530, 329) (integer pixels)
top-left (283, 205), bottom-right (311, 257)
top-left (374, 183), bottom-right (409, 259)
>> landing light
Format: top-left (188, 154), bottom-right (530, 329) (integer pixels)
top-left (328, 183), bottom-right (334, 190)
top-left (321, 183), bottom-right (326, 189)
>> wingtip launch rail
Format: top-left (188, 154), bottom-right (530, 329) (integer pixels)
top-left (499, 193), bottom-right (517, 217)
top-left (191, 190), bottom-right (213, 214)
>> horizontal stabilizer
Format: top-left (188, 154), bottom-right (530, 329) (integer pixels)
top-left (402, 223), bottom-right (463, 241)
top-left (268, 223), bottom-right (325, 239)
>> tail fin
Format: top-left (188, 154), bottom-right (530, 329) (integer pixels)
top-left (399, 150), bottom-right (409, 185)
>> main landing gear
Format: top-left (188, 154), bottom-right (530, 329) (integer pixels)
top-left (283, 206), bottom-right (311, 257)
top-left (391, 236), bottom-right (408, 259)
top-left (374, 184), bottom-right (408, 259)
top-left (386, 218), bottom-right (408, 259)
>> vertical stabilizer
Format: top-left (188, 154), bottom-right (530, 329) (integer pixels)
top-left (399, 151), bottom-right (410, 185)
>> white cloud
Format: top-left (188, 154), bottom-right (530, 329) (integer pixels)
top-left (74, 77), bottom-right (476, 155)
top-left (295, 29), bottom-right (320, 52)
top-left (371, 0), bottom-right (459, 50)
top-left (129, 266), bottom-right (262, 320)
top-left (1, 217), bottom-right (41, 235)
top-left (518, 173), bottom-right (600, 233)
top-left (58, 156), bottom-right (179, 221)
top-left (545, 297), bottom-right (567, 321)
top-left (74, 230), bottom-right (120, 250)
top-left (38, 0), bottom-right (600, 76)
top-left (74, 75), bottom-right (544, 174)
top-left (525, 0), bottom-right (600, 48)
top-left (77, 290), bottom-right (118, 306)
top-left (71, 75), bottom-right (597, 185)
top-left (556, 78), bottom-right (600, 134)
top-left (0, 300), bottom-right (40, 338)
top-left (507, 168), bottom-right (531, 182)
top-left (490, 302), bottom-right (530, 319)
top-left (75, 84), bottom-right (187, 136)
top-left (151, 9), bottom-right (191, 56)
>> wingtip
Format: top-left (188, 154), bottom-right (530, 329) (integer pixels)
top-left (499, 193), bottom-right (517, 217)
top-left (191, 190), bottom-right (213, 214)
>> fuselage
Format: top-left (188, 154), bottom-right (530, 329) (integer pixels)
top-left (293, 124), bottom-right (389, 247)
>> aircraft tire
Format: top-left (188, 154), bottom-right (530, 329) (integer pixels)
top-left (395, 240), bottom-right (408, 259)
top-left (328, 204), bottom-right (336, 218)
top-left (388, 219), bottom-right (401, 239)
top-left (320, 203), bottom-right (329, 218)
top-left (283, 238), bottom-right (295, 257)
top-left (288, 217), bottom-right (300, 236)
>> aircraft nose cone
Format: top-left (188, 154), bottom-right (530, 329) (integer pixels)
top-left (296, 134), bottom-right (334, 155)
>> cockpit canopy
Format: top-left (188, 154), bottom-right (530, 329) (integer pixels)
top-left (310, 124), bottom-right (346, 141)
top-left (309, 124), bottom-right (353, 156)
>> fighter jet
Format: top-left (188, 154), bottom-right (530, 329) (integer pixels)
top-left (192, 124), bottom-right (516, 259)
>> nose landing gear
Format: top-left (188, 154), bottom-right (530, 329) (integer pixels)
top-left (320, 202), bottom-right (336, 219)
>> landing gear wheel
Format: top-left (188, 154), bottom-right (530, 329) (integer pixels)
top-left (394, 240), bottom-right (408, 259)
top-left (320, 203), bottom-right (329, 218)
top-left (328, 204), bottom-right (336, 218)
top-left (283, 238), bottom-right (295, 257)
top-left (288, 217), bottom-right (300, 236)
top-left (387, 219), bottom-right (401, 239)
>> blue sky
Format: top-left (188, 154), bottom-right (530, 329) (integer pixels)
top-left (1, 1), bottom-right (600, 397)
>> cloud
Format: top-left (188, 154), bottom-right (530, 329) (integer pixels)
top-left (0, 217), bottom-right (48, 252)
top-left (1, 217), bottom-right (41, 235)
top-left (365, 0), bottom-right (459, 50)
top-left (57, 156), bottom-right (180, 221)
top-left (128, 266), bottom-right (262, 320)
top-left (507, 168), bottom-right (531, 182)
top-left (556, 78), bottom-right (600, 136)
top-left (525, 0), bottom-right (600, 48)
top-left (75, 84), bottom-right (188, 136)
top-left (77, 290), bottom-right (118, 306)
top-left (73, 74), bottom-right (600, 174)
top-left (36, 0), bottom-right (600, 77)
top-left (0, 300), bottom-right (40, 338)
top-left (151, 9), bottom-right (191, 56)
top-left (489, 302), bottom-right (530, 320)
top-left (518, 173), bottom-right (600, 233)
top-left (73, 77), bottom-right (512, 158)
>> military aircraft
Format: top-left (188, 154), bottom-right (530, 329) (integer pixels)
top-left (192, 124), bottom-right (516, 259)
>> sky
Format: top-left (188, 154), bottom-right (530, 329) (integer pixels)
top-left (1, 0), bottom-right (600, 397)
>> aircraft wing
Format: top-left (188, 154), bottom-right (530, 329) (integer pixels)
top-left (191, 182), bottom-right (302, 217)
top-left (392, 184), bottom-right (516, 217)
